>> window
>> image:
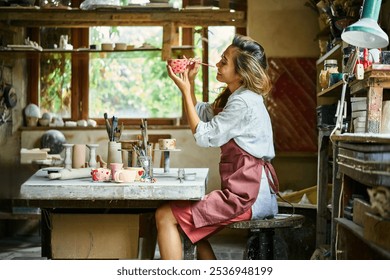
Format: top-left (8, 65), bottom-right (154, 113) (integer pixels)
top-left (31, 1), bottom-right (246, 125)
top-left (88, 26), bottom-right (182, 119)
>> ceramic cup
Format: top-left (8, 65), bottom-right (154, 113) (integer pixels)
top-left (158, 138), bottom-right (176, 150)
top-left (91, 168), bottom-right (111, 182)
top-left (72, 144), bottom-right (86, 168)
top-left (114, 169), bottom-right (137, 183)
top-left (107, 141), bottom-right (122, 165)
top-left (167, 59), bottom-right (188, 74)
top-left (125, 167), bottom-right (144, 181)
top-left (110, 162), bottom-right (123, 180)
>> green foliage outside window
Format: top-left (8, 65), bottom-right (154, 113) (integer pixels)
top-left (40, 53), bottom-right (72, 117)
top-left (89, 50), bottom-right (182, 118)
top-left (38, 24), bottom-right (234, 120)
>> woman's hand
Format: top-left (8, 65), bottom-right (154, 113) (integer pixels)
top-left (167, 63), bottom-right (200, 134)
top-left (187, 57), bottom-right (201, 83)
top-left (167, 65), bottom-right (192, 97)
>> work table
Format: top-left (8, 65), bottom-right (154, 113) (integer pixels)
top-left (19, 167), bottom-right (208, 202)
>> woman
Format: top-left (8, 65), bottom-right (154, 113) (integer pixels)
top-left (156, 34), bottom-right (279, 260)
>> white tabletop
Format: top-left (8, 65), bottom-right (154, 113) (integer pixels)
top-left (20, 168), bottom-right (208, 201)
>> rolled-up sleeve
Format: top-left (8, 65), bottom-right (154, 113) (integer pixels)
top-left (195, 102), bottom-right (214, 122)
top-left (194, 97), bottom-right (248, 148)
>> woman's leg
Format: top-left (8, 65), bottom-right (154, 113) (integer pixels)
top-left (196, 239), bottom-right (217, 260)
top-left (155, 203), bottom-right (183, 259)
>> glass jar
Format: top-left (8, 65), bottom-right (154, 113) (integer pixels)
top-left (324, 59), bottom-right (338, 70)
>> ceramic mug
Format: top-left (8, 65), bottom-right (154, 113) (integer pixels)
top-left (109, 162), bottom-right (123, 180)
top-left (158, 138), bottom-right (176, 150)
top-left (114, 169), bottom-right (137, 183)
top-left (125, 167), bottom-right (144, 181)
top-left (91, 168), bottom-right (111, 182)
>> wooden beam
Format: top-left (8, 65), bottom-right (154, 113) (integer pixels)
top-left (0, 9), bottom-right (246, 28)
top-left (162, 22), bottom-right (177, 61)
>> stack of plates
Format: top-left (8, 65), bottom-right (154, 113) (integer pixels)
top-left (351, 97), bottom-right (367, 133)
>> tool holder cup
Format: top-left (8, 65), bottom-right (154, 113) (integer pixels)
top-left (107, 141), bottom-right (122, 165)
top-left (138, 155), bottom-right (153, 181)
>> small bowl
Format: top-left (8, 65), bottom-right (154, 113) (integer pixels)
top-left (101, 43), bottom-right (114, 51)
top-left (38, 118), bottom-right (50, 127)
top-left (167, 58), bottom-right (189, 74)
top-left (114, 43), bottom-right (127, 50)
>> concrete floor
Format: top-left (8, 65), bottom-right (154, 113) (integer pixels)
top-left (0, 233), bottom-right (247, 260)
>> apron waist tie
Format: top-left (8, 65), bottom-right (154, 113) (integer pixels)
top-left (263, 161), bottom-right (279, 194)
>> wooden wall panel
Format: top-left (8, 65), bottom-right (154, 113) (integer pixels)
top-left (267, 58), bottom-right (317, 153)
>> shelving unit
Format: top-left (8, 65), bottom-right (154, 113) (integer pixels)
top-left (315, 42), bottom-right (390, 259)
top-left (315, 44), bottom-right (344, 249)
top-left (0, 8), bottom-right (246, 27)
top-left (331, 134), bottom-right (390, 259)
top-left (0, 7), bottom-right (245, 60)
top-left (335, 218), bottom-right (390, 259)
top-left (0, 6), bottom-right (246, 122)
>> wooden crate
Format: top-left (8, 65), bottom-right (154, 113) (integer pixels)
top-left (51, 214), bottom-right (139, 259)
top-left (363, 212), bottom-right (390, 251)
top-left (353, 198), bottom-right (372, 227)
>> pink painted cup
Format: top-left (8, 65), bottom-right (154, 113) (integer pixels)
top-left (126, 167), bottom-right (144, 181)
top-left (167, 58), bottom-right (189, 74)
top-left (114, 169), bottom-right (137, 183)
top-left (91, 168), bottom-right (111, 182)
top-left (109, 163), bottom-right (123, 180)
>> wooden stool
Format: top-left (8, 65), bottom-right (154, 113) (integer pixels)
top-left (229, 214), bottom-right (305, 260)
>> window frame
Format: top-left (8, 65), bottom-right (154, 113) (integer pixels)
top-left (26, 2), bottom-right (247, 127)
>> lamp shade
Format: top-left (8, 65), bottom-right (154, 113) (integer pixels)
top-left (341, 0), bottom-right (389, 48)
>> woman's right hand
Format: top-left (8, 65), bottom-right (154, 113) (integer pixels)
top-left (187, 57), bottom-right (201, 82)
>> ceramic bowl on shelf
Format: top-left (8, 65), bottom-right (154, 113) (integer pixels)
top-left (101, 43), bottom-right (114, 51)
top-left (38, 118), bottom-right (50, 127)
top-left (114, 43), bottom-right (127, 50)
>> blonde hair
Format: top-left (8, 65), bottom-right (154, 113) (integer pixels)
top-left (231, 34), bottom-right (272, 95)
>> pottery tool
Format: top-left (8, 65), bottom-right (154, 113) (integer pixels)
top-left (144, 119), bottom-right (148, 144)
top-left (111, 116), bottom-right (118, 141)
top-left (140, 119), bottom-right (148, 152)
top-left (196, 61), bottom-right (215, 68)
top-left (104, 112), bottom-right (111, 140)
top-left (48, 168), bottom-right (92, 180)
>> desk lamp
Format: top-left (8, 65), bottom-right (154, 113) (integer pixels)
top-left (341, 0), bottom-right (389, 49)
top-left (332, 0), bottom-right (389, 135)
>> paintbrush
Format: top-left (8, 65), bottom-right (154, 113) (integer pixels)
top-left (196, 61), bottom-right (216, 68)
top-left (103, 112), bottom-right (111, 140)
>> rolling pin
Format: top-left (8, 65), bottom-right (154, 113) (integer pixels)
top-left (48, 168), bottom-right (92, 180)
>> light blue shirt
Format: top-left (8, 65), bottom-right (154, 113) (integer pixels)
top-left (194, 87), bottom-right (275, 160)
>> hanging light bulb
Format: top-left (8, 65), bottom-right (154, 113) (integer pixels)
top-left (341, 0), bottom-right (389, 48)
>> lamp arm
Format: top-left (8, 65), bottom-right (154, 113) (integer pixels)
top-left (332, 73), bottom-right (349, 136)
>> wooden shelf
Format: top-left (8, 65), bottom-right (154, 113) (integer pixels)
top-left (317, 80), bottom-right (344, 97)
top-left (0, 46), bottom-right (193, 53)
top-left (335, 218), bottom-right (390, 259)
top-left (331, 134), bottom-right (390, 144)
top-left (0, 7), bottom-right (246, 28)
top-left (316, 43), bottom-right (342, 66)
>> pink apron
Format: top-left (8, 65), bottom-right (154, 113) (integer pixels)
top-left (171, 139), bottom-right (279, 243)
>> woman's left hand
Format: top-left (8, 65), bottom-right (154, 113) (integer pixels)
top-left (167, 65), bottom-right (192, 97)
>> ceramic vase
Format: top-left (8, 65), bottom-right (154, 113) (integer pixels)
top-left (72, 144), bottom-right (86, 168)
top-left (107, 141), bottom-right (122, 165)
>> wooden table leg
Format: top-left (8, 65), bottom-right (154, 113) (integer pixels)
top-left (367, 86), bottom-right (383, 133)
top-left (40, 208), bottom-right (52, 259)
